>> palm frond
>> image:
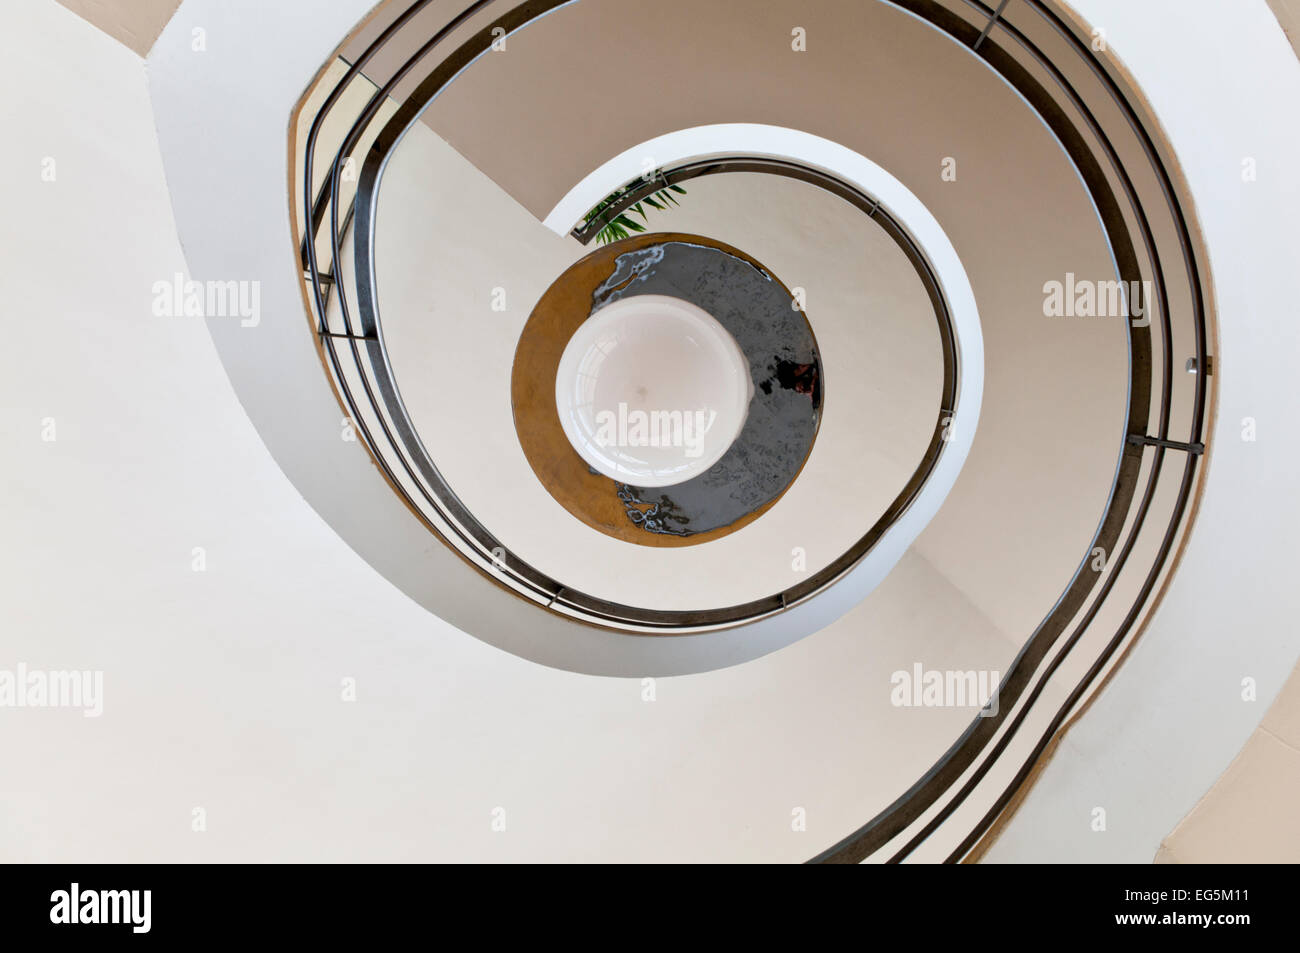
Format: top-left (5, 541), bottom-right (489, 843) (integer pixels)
top-left (585, 170), bottom-right (688, 246)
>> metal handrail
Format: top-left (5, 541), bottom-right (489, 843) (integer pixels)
top-left (316, 1), bottom-right (965, 631)
top-left (294, 0), bottom-right (1211, 863)
top-left (813, 0), bottom-right (1209, 863)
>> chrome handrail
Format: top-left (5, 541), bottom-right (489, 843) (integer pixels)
top-left (293, 0), bottom-right (1211, 863)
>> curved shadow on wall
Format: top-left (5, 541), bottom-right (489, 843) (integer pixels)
top-left (293, 0), bottom-right (1212, 862)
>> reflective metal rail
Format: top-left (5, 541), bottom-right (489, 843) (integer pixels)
top-left (303, 15), bottom-right (962, 632)
top-left (294, 0), bottom-right (1211, 862)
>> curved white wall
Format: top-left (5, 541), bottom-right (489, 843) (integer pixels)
top-left (144, 0), bottom-right (999, 676)
top-left (374, 151), bottom-right (947, 608)
top-left (6, 0), bottom-right (1298, 862)
top-left (2, 0), bottom-right (1017, 862)
top-left (986, 0), bottom-right (1300, 863)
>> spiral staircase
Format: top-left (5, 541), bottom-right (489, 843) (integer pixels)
top-left (4, 0), bottom-right (1298, 863)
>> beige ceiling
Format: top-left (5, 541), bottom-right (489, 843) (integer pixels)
top-left (49, 0), bottom-right (1300, 862)
top-left (1269, 0), bottom-right (1300, 58)
top-left (1157, 658), bottom-right (1300, 863)
top-left (54, 0), bottom-right (181, 56)
top-left (58, 0), bottom-right (1300, 63)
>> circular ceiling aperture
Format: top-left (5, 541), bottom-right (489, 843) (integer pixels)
top-left (517, 232), bottom-right (823, 544)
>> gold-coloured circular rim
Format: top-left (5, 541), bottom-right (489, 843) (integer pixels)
top-left (510, 230), bottom-right (821, 547)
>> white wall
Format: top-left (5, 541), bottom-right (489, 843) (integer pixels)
top-left (407, 0), bottom-right (1131, 646)
top-left (373, 124), bottom-right (944, 608)
top-left (1, 0), bottom-right (1017, 862)
top-left (986, 0), bottom-right (1300, 863)
top-left (9, 0), bottom-right (1296, 863)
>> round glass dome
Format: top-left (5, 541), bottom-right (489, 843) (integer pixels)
top-left (554, 294), bottom-right (753, 487)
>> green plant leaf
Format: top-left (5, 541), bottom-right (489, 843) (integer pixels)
top-left (585, 173), bottom-right (688, 243)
